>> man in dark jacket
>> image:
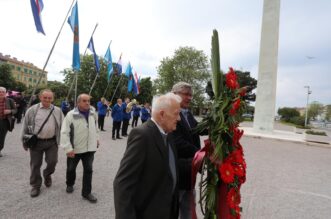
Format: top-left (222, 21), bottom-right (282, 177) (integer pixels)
top-left (172, 82), bottom-right (207, 219)
top-left (113, 93), bottom-right (181, 219)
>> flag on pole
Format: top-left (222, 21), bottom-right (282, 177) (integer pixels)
top-left (125, 62), bottom-right (134, 92)
top-left (125, 62), bottom-right (132, 77)
top-left (133, 72), bottom-right (140, 95)
top-left (104, 47), bottom-right (113, 81)
top-left (115, 54), bottom-right (122, 75)
top-left (67, 2), bottom-right (80, 70)
top-left (30, 0), bottom-right (45, 35)
top-left (88, 37), bottom-right (100, 74)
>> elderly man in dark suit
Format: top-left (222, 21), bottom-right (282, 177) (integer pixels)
top-left (114, 92), bottom-right (182, 219)
top-left (171, 82), bottom-right (207, 219)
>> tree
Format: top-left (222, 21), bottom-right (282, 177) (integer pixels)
top-left (0, 63), bottom-right (27, 93)
top-left (278, 107), bottom-right (300, 122)
top-left (154, 46), bottom-right (210, 109)
top-left (235, 70), bottom-right (257, 102)
top-left (135, 77), bottom-right (153, 105)
top-left (308, 101), bottom-right (324, 120)
top-left (325, 105), bottom-right (331, 121)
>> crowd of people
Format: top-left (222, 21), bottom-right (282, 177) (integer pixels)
top-left (0, 82), bottom-right (206, 219)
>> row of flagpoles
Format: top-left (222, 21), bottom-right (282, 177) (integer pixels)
top-left (29, 0), bottom-right (141, 106)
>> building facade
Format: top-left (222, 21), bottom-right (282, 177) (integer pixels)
top-left (0, 52), bottom-right (47, 88)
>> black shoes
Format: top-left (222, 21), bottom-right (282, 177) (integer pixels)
top-left (112, 137), bottom-right (116, 140)
top-left (117, 137), bottom-right (122, 139)
top-left (30, 188), bottom-right (40, 197)
top-left (101, 129), bottom-right (106, 132)
top-left (122, 134), bottom-right (128, 137)
top-left (66, 186), bottom-right (74, 193)
top-left (83, 194), bottom-right (97, 203)
top-left (44, 176), bottom-right (52, 187)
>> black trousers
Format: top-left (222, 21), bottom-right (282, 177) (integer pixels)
top-left (0, 119), bottom-right (9, 151)
top-left (132, 116), bottom-right (139, 127)
top-left (66, 151), bottom-right (95, 196)
top-left (98, 115), bottom-right (105, 130)
top-left (112, 121), bottom-right (121, 138)
top-left (122, 119), bottom-right (129, 135)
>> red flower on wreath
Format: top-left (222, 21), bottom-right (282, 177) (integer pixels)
top-left (226, 67), bottom-right (239, 90)
top-left (229, 99), bottom-right (241, 116)
top-left (219, 162), bottom-right (235, 183)
top-left (227, 188), bottom-right (241, 208)
top-left (232, 127), bottom-right (244, 146)
top-left (233, 163), bottom-right (245, 177)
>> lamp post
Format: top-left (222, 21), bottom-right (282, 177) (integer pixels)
top-left (304, 86), bottom-right (312, 127)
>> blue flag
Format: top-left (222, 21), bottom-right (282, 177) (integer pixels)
top-left (104, 47), bottom-right (113, 81)
top-left (88, 37), bottom-right (100, 74)
top-left (67, 2), bottom-right (80, 70)
top-left (30, 0), bottom-right (45, 35)
top-left (125, 62), bottom-right (132, 77)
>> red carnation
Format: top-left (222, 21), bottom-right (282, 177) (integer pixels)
top-left (227, 188), bottom-right (241, 208)
top-left (219, 162), bottom-right (235, 183)
top-left (233, 164), bottom-right (245, 177)
top-left (226, 67), bottom-right (239, 90)
top-left (229, 99), bottom-right (241, 116)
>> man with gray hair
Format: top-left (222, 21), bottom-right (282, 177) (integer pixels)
top-left (21, 89), bottom-right (63, 197)
top-left (0, 86), bottom-right (17, 157)
top-left (114, 93), bottom-right (181, 219)
top-left (172, 82), bottom-right (207, 219)
top-left (60, 93), bottom-right (99, 203)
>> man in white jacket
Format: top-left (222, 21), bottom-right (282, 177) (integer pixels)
top-left (60, 93), bottom-right (99, 203)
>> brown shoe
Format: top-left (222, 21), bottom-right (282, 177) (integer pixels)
top-left (30, 188), bottom-right (40, 198)
top-left (44, 176), bottom-right (52, 187)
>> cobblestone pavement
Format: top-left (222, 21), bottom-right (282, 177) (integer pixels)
top-left (1, 117), bottom-right (331, 218)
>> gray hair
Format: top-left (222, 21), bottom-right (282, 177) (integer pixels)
top-left (152, 93), bottom-right (182, 113)
top-left (39, 89), bottom-right (53, 96)
top-left (77, 93), bottom-right (90, 103)
top-left (0, 87), bottom-right (6, 92)
top-left (171, 82), bottom-right (192, 94)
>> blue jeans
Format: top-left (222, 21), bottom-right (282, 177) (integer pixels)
top-left (66, 151), bottom-right (95, 196)
top-left (179, 190), bottom-right (195, 219)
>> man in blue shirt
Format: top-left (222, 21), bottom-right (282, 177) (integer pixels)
top-left (111, 98), bottom-right (123, 140)
top-left (97, 97), bottom-right (108, 131)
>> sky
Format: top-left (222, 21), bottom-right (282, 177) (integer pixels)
top-left (0, 0), bottom-right (330, 109)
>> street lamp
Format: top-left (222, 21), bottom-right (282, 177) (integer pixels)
top-left (304, 86), bottom-right (312, 127)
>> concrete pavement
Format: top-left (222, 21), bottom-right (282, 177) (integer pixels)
top-left (0, 118), bottom-right (331, 218)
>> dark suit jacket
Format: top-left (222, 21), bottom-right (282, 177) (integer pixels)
top-left (173, 111), bottom-right (202, 190)
top-left (113, 119), bottom-right (178, 219)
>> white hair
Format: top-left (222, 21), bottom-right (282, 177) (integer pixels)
top-left (152, 92), bottom-right (182, 113)
top-left (0, 87), bottom-right (6, 92)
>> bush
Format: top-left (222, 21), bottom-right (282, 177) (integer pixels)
top-left (306, 130), bottom-right (327, 136)
top-left (289, 116), bottom-right (305, 126)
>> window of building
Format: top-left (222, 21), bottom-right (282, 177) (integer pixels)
top-left (16, 66), bottom-right (21, 71)
top-left (33, 79), bottom-right (37, 83)
top-left (29, 70), bottom-right (32, 74)
top-left (24, 68), bottom-right (28, 73)
top-left (29, 78), bottom-right (32, 82)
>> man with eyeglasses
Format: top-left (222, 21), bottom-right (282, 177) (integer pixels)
top-left (171, 82), bottom-right (207, 219)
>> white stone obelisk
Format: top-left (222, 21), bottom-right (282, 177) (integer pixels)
top-left (253, 0), bottom-right (281, 132)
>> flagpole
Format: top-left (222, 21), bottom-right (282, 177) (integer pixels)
top-left (28, 0), bottom-right (77, 107)
top-left (110, 74), bottom-right (124, 103)
top-left (89, 73), bottom-right (99, 96)
top-left (84, 23), bottom-right (99, 56)
top-left (102, 73), bottom-right (114, 97)
top-left (65, 73), bottom-right (75, 101)
top-left (74, 69), bottom-right (78, 107)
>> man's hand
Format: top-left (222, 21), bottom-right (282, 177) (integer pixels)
top-left (97, 140), bottom-right (100, 148)
top-left (23, 144), bottom-right (28, 151)
top-left (4, 109), bottom-right (11, 115)
top-left (67, 150), bottom-right (75, 158)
